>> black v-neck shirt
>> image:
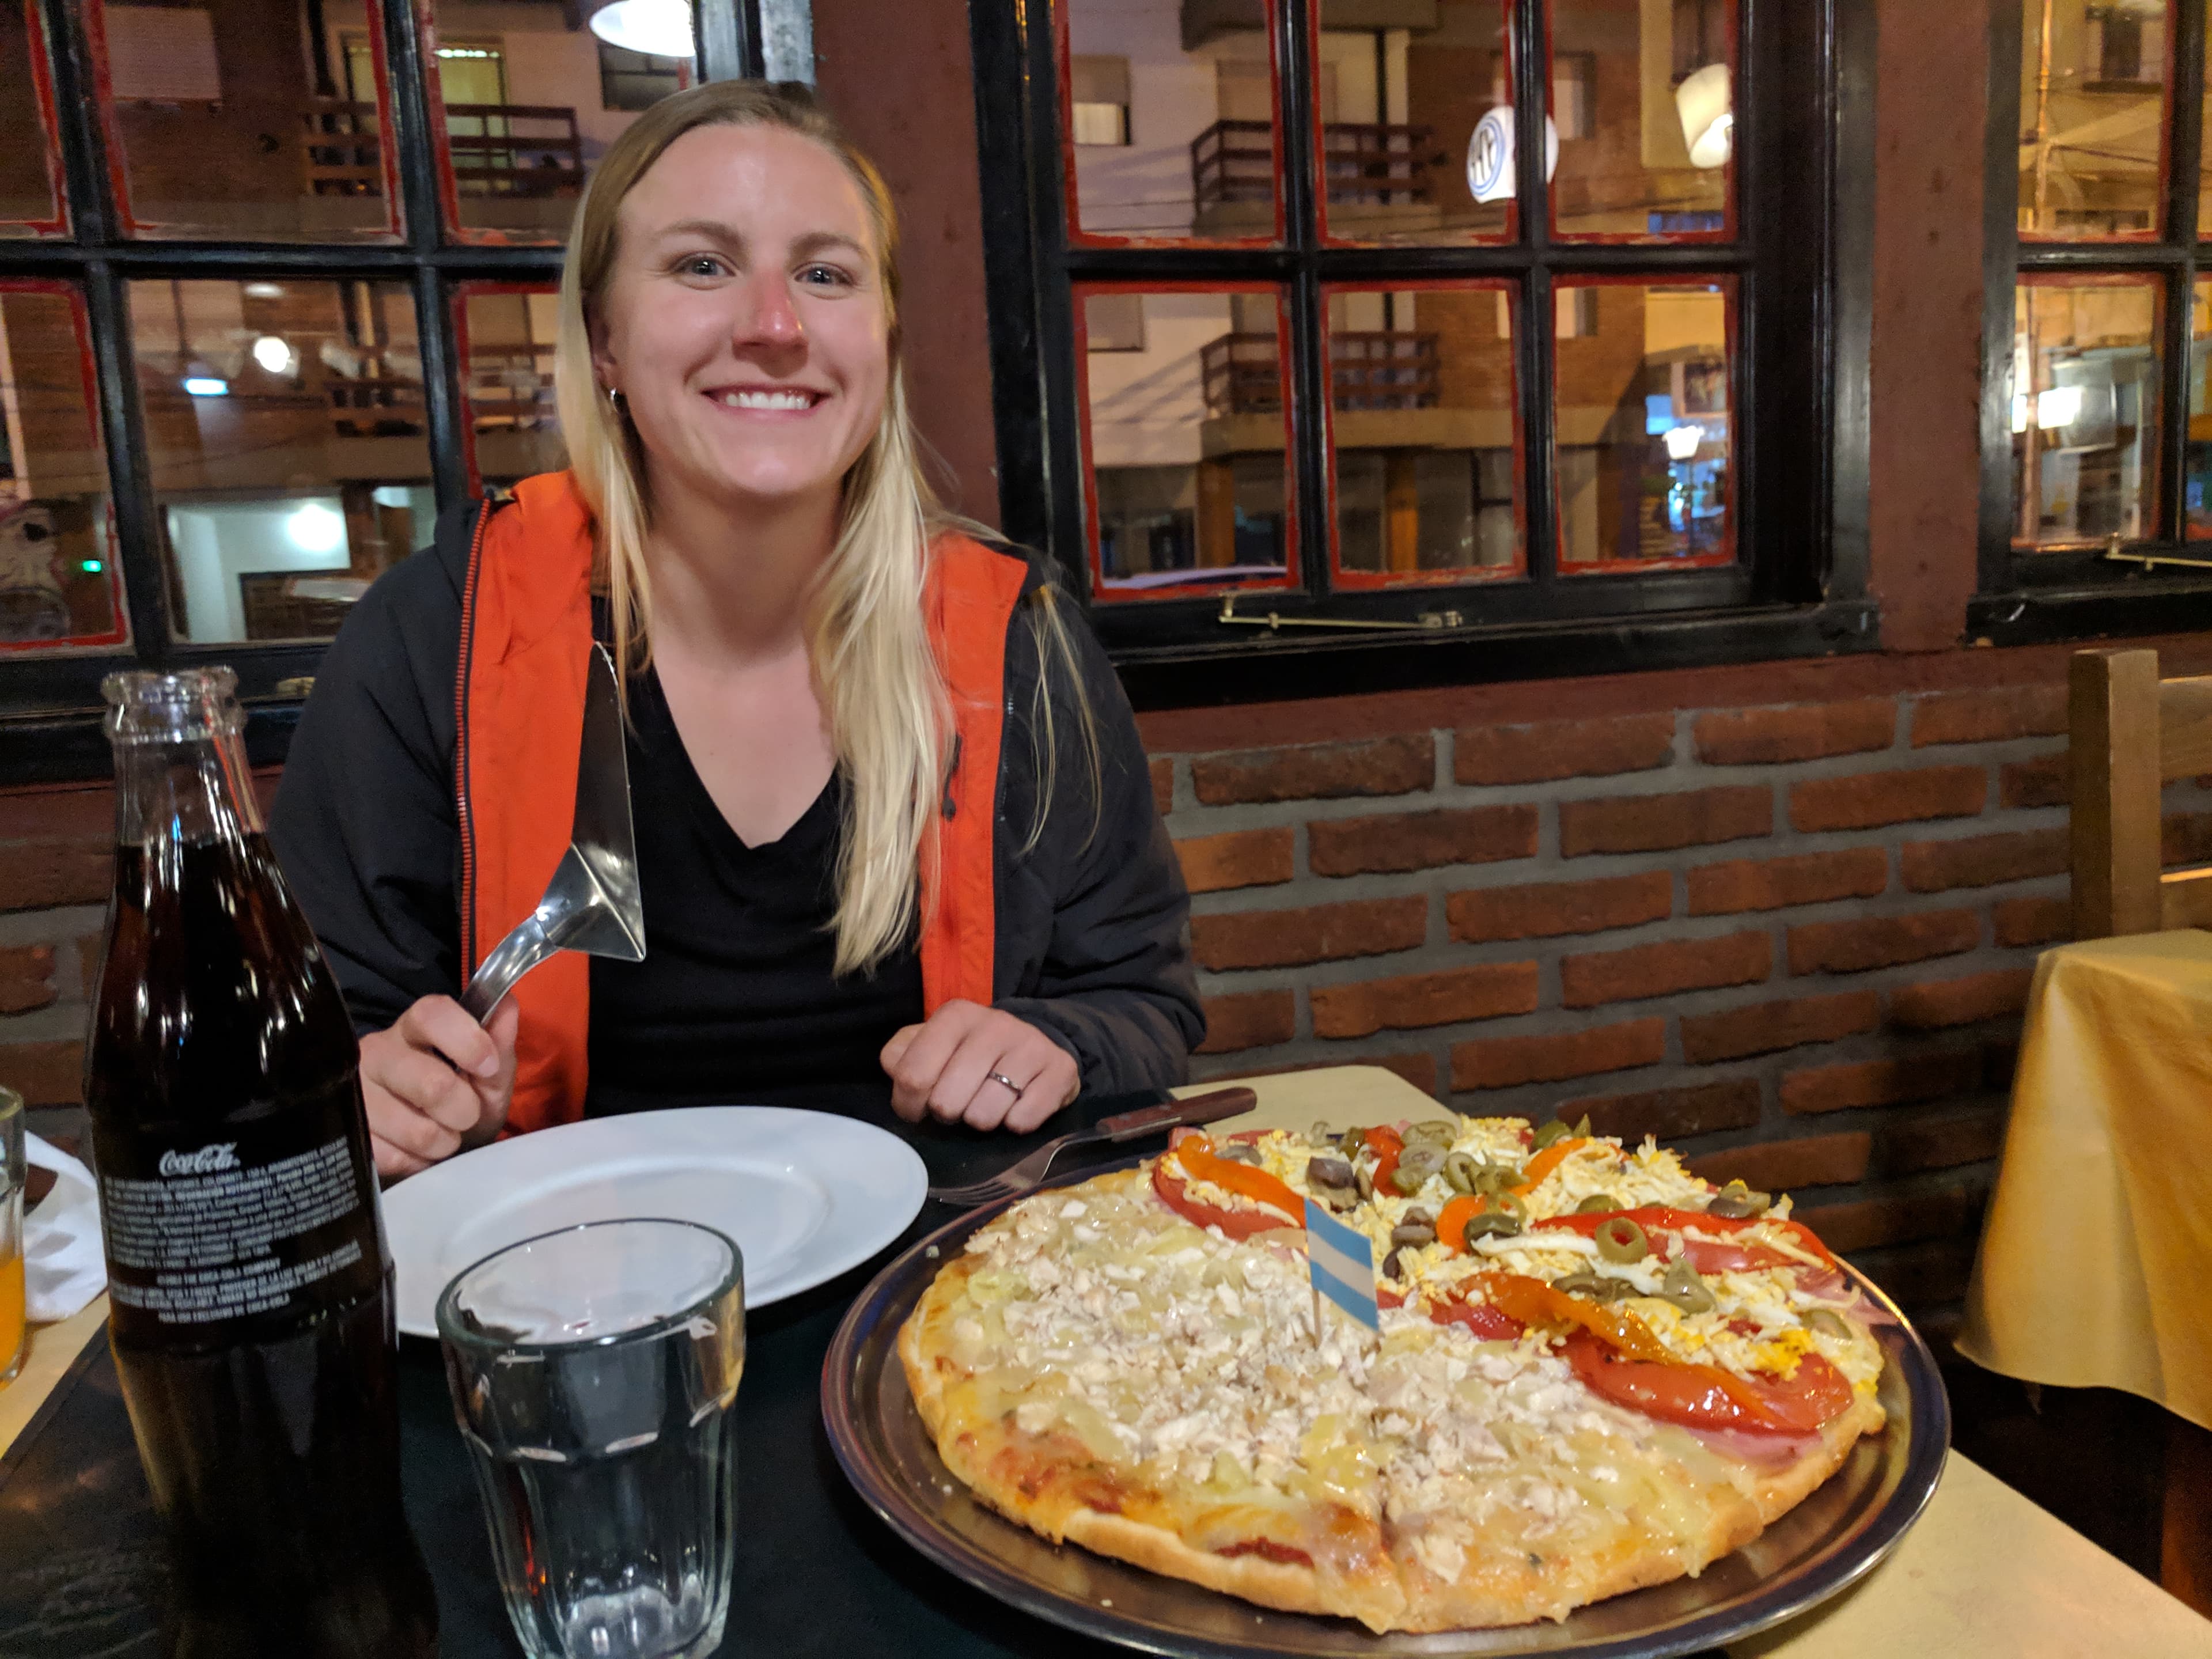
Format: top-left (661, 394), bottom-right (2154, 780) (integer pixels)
top-left (584, 666), bottom-right (925, 1119)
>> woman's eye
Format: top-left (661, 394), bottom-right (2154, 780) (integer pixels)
top-left (799, 263), bottom-right (855, 289)
top-left (678, 255), bottom-right (728, 279)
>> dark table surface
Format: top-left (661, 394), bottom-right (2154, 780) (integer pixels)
top-left (0, 1086), bottom-right (1188, 1659)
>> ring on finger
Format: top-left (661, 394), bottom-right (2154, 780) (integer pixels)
top-left (986, 1069), bottom-right (1023, 1097)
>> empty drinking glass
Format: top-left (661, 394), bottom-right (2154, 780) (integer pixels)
top-left (437, 1219), bottom-right (745, 1659)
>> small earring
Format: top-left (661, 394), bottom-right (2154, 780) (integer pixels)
top-left (606, 386), bottom-right (623, 410)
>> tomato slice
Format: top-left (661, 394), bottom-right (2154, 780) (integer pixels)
top-left (1378, 1283), bottom-right (1526, 1340)
top-left (1150, 1129), bottom-right (1302, 1240)
top-left (1361, 1126), bottom-right (1404, 1194)
top-left (1562, 1330), bottom-right (1855, 1435)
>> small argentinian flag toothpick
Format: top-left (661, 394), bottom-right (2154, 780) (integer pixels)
top-left (1304, 1196), bottom-right (1380, 1336)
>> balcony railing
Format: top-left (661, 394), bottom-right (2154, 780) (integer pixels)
top-left (1191, 120), bottom-right (1435, 214)
top-left (467, 344), bottom-right (560, 431)
top-left (1200, 330), bottom-right (1440, 418)
top-left (303, 101), bottom-right (585, 199)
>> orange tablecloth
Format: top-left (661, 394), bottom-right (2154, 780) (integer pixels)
top-left (1959, 932), bottom-right (2212, 1432)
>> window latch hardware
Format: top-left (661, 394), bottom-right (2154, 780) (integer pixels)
top-left (1217, 594), bottom-right (1463, 632)
top-left (2101, 532), bottom-right (2212, 573)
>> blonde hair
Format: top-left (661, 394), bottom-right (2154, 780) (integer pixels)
top-left (554, 81), bottom-right (1093, 976)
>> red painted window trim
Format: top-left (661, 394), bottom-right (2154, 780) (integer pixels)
top-left (1070, 280), bottom-right (1302, 605)
top-left (5, 3), bottom-right (70, 238)
top-left (450, 278), bottom-right (561, 496)
top-left (84, 0), bottom-right (404, 242)
top-left (1319, 278), bottom-right (1528, 592)
top-left (0, 279), bottom-right (130, 654)
top-left (1550, 272), bottom-right (1739, 577)
top-left (1544, 0), bottom-right (1736, 247)
top-left (1054, 0), bottom-right (1287, 251)
top-left (2010, 268), bottom-right (2168, 550)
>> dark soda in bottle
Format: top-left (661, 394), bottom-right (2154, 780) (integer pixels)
top-left (84, 669), bottom-right (437, 1658)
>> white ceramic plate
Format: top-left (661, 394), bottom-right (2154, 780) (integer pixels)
top-left (381, 1106), bottom-right (928, 1339)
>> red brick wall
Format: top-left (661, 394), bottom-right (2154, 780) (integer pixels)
top-left (1147, 661), bottom-right (2212, 1318)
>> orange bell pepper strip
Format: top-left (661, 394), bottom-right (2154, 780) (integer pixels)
top-left (1437, 1194), bottom-right (1485, 1254)
top-left (1171, 1131), bottom-right (1305, 1225)
top-left (1509, 1136), bottom-right (1588, 1196)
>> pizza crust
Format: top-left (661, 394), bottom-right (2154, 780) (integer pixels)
top-left (894, 1154), bottom-right (1891, 1634)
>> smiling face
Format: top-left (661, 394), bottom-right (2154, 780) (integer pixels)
top-left (589, 123), bottom-right (891, 523)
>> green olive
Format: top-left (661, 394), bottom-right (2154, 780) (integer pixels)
top-left (1407, 1119), bottom-right (1460, 1144)
top-left (1805, 1308), bottom-right (1854, 1340)
top-left (1576, 1192), bottom-right (1621, 1215)
top-left (1572, 1115), bottom-right (1593, 1139)
top-left (1595, 1217), bottom-right (1650, 1263)
top-left (1707, 1179), bottom-right (1771, 1219)
top-left (1530, 1118), bottom-right (1573, 1153)
top-left (1464, 1193), bottom-right (1528, 1240)
top-left (1658, 1257), bottom-right (1716, 1315)
top-left (1475, 1163), bottom-right (1516, 1196)
top-left (1355, 1164), bottom-right (1374, 1200)
top-left (1444, 1152), bottom-right (1481, 1195)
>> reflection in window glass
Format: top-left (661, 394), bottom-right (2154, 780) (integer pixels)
top-left (461, 285), bottom-right (564, 491)
top-left (0, 286), bottom-right (123, 650)
top-left (1551, 0), bottom-right (1730, 238)
top-left (2191, 282), bottom-right (2212, 536)
top-left (1080, 289), bottom-right (1293, 597)
top-left (1317, 0), bottom-right (1510, 245)
top-left (131, 278), bottom-right (431, 642)
top-left (1328, 287), bottom-right (1519, 582)
top-left (1, 3), bottom-right (60, 235)
top-left (2020, 0), bottom-right (2169, 237)
top-left (425, 5), bottom-right (690, 245)
top-left (1065, 0), bottom-right (1280, 241)
top-left (2013, 279), bottom-right (2158, 547)
top-left (99, 0), bottom-right (400, 241)
top-left (1554, 281), bottom-right (1733, 570)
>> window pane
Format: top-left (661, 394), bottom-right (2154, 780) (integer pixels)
top-left (2013, 278), bottom-right (2158, 547)
top-left (426, 5), bottom-right (692, 245)
top-left (1554, 280), bottom-right (1733, 570)
top-left (460, 284), bottom-right (564, 491)
top-left (1317, 2), bottom-right (1512, 245)
top-left (1327, 286), bottom-right (1521, 584)
top-left (1064, 0), bottom-right (1282, 243)
top-left (1, 2), bottom-right (63, 236)
top-left (0, 285), bottom-right (124, 652)
top-left (96, 0), bottom-right (402, 241)
top-left (132, 278), bottom-right (431, 642)
top-left (2020, 0), bottom-right (2169, 238)
top-left (1079, 288), bottom-right (1294, 599)
top-left (1550, 0), bottom-right (1730, 239)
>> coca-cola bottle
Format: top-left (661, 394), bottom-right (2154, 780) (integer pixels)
top-left (84, 669), bottom-right (437, 1658)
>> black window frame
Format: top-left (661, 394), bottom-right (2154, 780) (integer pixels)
top-left (1974, 0), bottom-right (2212, 644)
top-left (0, 0), bottom-right (764, 785)
top-left (969, 0), bottom-right (1877, 710)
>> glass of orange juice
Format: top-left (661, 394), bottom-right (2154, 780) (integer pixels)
top-left (1, 1086), bottom-right (24, 1385)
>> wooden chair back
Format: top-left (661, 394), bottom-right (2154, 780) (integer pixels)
top-left (2070, 647), bottom-right (2212, 938)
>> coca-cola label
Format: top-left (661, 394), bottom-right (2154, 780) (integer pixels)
top-left (157, 1143), bottom-right (240, 1177)
top-left (99, 1097), bottom-right (384, 1333)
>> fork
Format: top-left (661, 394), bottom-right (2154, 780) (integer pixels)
top-left (925, 1086), bottom-right (1259, 1208)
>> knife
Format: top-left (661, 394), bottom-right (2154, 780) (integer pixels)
top-left (460, 642), bottom-right (646, 1022)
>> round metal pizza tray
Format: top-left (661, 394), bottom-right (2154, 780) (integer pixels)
top-left (822, 1157), bottom-right (1950, 1659)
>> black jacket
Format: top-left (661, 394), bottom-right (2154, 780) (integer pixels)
top-left (268, 502), bottom-right (1204, 1099)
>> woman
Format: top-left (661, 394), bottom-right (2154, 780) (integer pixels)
top-left (270, 82), bottom-right (1201, 1179)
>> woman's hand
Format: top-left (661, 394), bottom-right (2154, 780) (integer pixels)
top-left (881, 1001), bottom-right (1079, 1132)
top-left (359, 995), bottom-right (521, 1180)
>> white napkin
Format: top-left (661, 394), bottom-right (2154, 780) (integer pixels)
top-left (22, 1133), bottom-right (105, 1322)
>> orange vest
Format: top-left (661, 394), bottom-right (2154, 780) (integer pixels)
top-left (453, 471), bottom-right (1031, 1135)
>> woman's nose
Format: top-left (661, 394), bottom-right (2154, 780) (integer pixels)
top-left (736, 274), bottom-right (805, 348)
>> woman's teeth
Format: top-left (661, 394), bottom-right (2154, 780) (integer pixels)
top-left (715, 389), bottom-right (815, 410)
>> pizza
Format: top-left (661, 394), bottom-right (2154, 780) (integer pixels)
top-left (897, 1113), bottom-right (1891, 1633)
